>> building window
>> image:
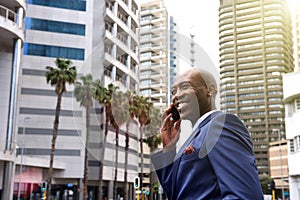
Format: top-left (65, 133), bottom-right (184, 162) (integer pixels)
top-left (25, 18), bottom-right (85, 35)
top-left (141, 15), bottom-right (153, 21)
top-left (24, 43), bottom-right (84, 60)
top-left (140, 70), bottom-right (151, 76)
top-left (297, 136), bottom-right (300, 151)
top-left (140, 80), bottom-right (151, 86)
top-left (28, 0), bottom-right (86, 11)
top-left (289, 139), bottom-right (294, 153)
top-left (141, 34), bottom-right (152, 40)
top-left (141, 89), bottom-right (151, 96)
top-left (296, 98), bottom-right (300, 111)
top-left (140, 52), bottom-right (152, 58)
top-left (141, 24), bottom-right (152, 29)
top-left (140, 43), bottom-right (152, 48)
top-left (141, 61), bottom-right (152, 66)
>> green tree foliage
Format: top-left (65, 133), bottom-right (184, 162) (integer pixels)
top-left (260, 176), bottom-right (275, 195)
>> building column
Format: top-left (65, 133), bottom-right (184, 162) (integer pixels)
top-left (16, 6), bottom-right (24, 28)
top-left (78, 178), bottom-right (83, 200)
top-left (126, 75), bottom-right (130, 89)
top-left (2, 36), bottom-right (23, 200)
top-left (108, 180), bottom-right (114, 200)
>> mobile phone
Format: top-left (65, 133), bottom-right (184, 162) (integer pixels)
top-left (168, 105), bottom-right (180, 121)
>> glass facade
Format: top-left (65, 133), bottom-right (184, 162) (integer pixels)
top-left (25, 18), bottom-right (85, 35)
top-left (27, 0), bottom-right (86, 11)
top-left (23, 43), bottom-right (84, 60)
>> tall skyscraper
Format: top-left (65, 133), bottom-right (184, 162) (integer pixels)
top-left (13, 0), bottom-right (140, 199)
top-left (289, 0), bottom-right (300, 71)
top-left (139, 0), bottom-right (169, 111)
top-left (169, 16), bottom-right (178, 102)
top-left (0, 1), bottom-right (25, 199)
top-left (285, 1), bottom-right (300, 197)
top-left (138, 0), bottom-right (169, 194)
top-left (190, 30), bottom-right (196, 68)
top-left (219, 0), bottom-right (294, 177)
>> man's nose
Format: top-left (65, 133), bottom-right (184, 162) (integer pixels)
top-left (172, 90), bottom-right (182, 103)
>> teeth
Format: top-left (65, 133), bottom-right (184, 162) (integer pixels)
top-left (177, 102), bottom-right (183, 109)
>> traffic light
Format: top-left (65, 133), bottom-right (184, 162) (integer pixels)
top-left (144, 189), bottom-right (150, 196)
top-left (267, 179), bottom-right (275, 194)
top-left (134, 176), bottom-right (140, 189)
top-left (270, 179), bottom-right (275, 190)
top-left (41, 181), bottom-right (47, 192)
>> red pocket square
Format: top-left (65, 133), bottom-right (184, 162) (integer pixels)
top-left (184, 145), bottom-right (195, 154)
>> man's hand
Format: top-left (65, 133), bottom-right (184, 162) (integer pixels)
top-left (161, 105), bottom-right (181, 152)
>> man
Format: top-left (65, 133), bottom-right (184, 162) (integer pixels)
top-left (151, 68), bottom-right (264, 199)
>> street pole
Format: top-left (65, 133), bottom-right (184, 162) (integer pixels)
top-left (17, 117), bottom-right (30, 200)
top-left (158, 185), bottom-right (163, 200)
top-left (272, 189), bottom-right (275, 200)
top-left (277, 129), bottom-right (285, 200)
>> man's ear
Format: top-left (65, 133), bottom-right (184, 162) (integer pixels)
top-left (207, 83), bottom-right (216, 95)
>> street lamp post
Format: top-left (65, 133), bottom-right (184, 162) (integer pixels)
top-left (17, 117), bottom-right (30, 200)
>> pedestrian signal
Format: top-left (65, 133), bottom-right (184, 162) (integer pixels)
top-left (41, 181), bottom-right (47, 192)
top-left (134, 177), bottom-right (140, 189)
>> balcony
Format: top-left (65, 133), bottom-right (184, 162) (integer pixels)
top-left (0, 5), bottom-right (24, 48)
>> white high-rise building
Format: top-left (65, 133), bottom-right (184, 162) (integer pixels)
top-left (0, 0), bottom-right (25, 199)
top-left (13, 0), bottom-right (140, 199)
top-left (139, 0), bottom-right (169, 110)
top-left (283, 72), bottom-right (300, 200)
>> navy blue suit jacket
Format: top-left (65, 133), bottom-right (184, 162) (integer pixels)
top-left (151, 111), bottom-right (264, 200)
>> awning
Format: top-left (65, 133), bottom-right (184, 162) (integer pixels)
top-left (14, 167), bottom-right (43, 183)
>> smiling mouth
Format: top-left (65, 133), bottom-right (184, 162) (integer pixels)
top-left (176, 101), bottom-right (188, 111)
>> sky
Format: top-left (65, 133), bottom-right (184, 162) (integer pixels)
top-left (138, 0), bottom-right (220, 68)
top-left (163, 0), bottom-right (220, 68)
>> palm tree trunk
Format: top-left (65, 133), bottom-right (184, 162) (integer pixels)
top-left (83, 105), bottom-right (91, 200)
top-left (149, 146), bottom-right (156, 200)
top-left (47, 93), bottom-right (62, 199)
top-left (113, 127), bottom-right (119, 200)
top-left (124, 121), bottom-right (130, 200)
top-left (139, 126), bottom-right (144, 192)
top-left (98, 110), bottom-right (109, 200)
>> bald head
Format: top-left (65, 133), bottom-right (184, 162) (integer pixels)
top-left (183, 68), bottom-right (218, 95)
top-left (172, 68), bottom-right (218, 125)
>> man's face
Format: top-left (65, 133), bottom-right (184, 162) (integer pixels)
top-left (171, 70), bottom-right (209, 123)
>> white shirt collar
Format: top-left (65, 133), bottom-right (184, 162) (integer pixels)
top-left (192, 110), bottom-right (219, 132)
top-left (176, 110), bottom-right (219, 153)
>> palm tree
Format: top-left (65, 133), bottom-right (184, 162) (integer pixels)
top-left (74, 74), bottom-right (96, 200)
top-left (123, 91), bottom-right (136, 200)
top-left (94, 83), bottom-right (117, 200)
top-left (144, 107), bottom-right (162, 199)
top-left (45, 58), bottom-right (77, 198)
top-left (133, 95), bottom-right (152, 194)
top-left (111, 90), bottom-right (129, 200)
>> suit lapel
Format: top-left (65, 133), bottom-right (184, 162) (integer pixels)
top-left (174, 112), bottom-right (220, 160)
top-left (171, 111), bottom-right (222, 198)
